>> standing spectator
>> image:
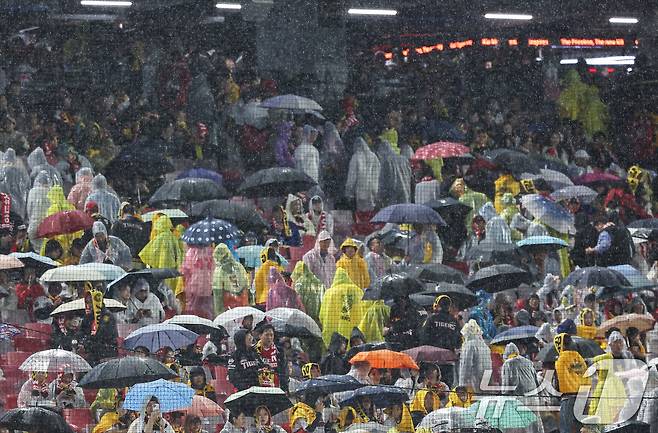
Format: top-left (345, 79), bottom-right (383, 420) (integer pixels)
top-left (336, 238), bottom-right (370, 290)
top-left (254, 247), bottom-right (284, 309)
top-left (212, 243), bottom-right (250, 314)
top-left (26, 170), bottom-right (51, 252)
top-left (85, 174), bottom-right (121, 224)
top-left (302, 230), bottom-right (336, 289)
top-left (377, 139), bottom-right (412, 207)
top-left (294, 125), bottom-right (320, 183)
top-left (364, 235), bottom-right (391, 281)
top-left (418, 295), bottom-right (461, 350)
top-left (320, 332), bottom-right (349, 375)
top-left (111, 203), bottom-right (149, 259)
top-left (266, 267), bottom-right (304, 312)
top-left (181, 246), bottom-right (215, 319)
top-left (255, 323), bottom-right (289, 391)
top-left (0, 148), bottom-right (30, 218)
top-left (307, 196), bottom-right (334, 236)
top-left (554, 333), bottom-right (590, 433)
top-left (67, 167), bottom-right (94, 211)
top-left (345, 137), bottom-right (381, 215)
top-left (319, 268), bottom-right (367, 346)
top-left (458, 319), bottom-right (492, 394)
top-left (228, 329), bottom-right (266, 391)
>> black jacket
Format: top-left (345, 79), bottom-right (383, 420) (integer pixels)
top-left (598, 225), bottom-right (634, 266)
top-left (418, 310), bottom-right (461, 350)
top-left (81, 309), bottom-right (119, 365)
top-left (111, 216), bottom-right (149, 258)
top-left (320, 332), bottom-right (349, 375)
top-left (228, 329), bottom-right (266, 391)
top-left (386, 302), bottom-right (422, 350)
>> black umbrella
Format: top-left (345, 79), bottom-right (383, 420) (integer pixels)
top-left (485, 149), bottom-right (540, 175)
top-left (190, 199), bottom-right (267, 231)
top-left (628, 218), bottom-right (658, 229)
top-left (371, 204), bottom-right (446, 226)
top-left (106, 268), bottom-right (181, 301)
top-left (372, 274), bottom-right (424, 299)
top-left (466, 264), bottom-right (531, 293)
top-left (464, 242), bottom-right (519, 264)
top-left (105, 146), bottom-right (174, 179)
top-left (393, 263), bottom-right (465, 284)
top-left (537, 336), bottom-right (604, 363)
top-left (339, 385), bottom-right (408, 408)
top-left (560, 267), bottom-right (631, 289)
top-left (0, 407), bottom-right (74, 433)
top-left (79, 356), bottom-right (178, 389)
top-left (424, 197), bottom-right (471, 218)
top-left (419, 283), bottom-right (478, 310)
top-left (149, 178), bottom-right (229, 206)
top-left (409, 293), bottom-right (438, 308)
top-left (603, 422), bottom-right (649, 433)
top-left (238, 167), bottom-right (317, 197)
top-left (294, 375), bottom-right (363, 396)
top-left (224, 386), bottom-right (292, 415)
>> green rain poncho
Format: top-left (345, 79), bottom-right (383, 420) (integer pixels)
top-left (359, 300), bottom-right (390, 343)
top-left (290, 261), bottom-right (325, 323)
top-left (212, 243), bottom-right (250, 314)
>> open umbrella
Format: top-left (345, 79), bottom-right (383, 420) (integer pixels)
top-left (0, 407), bottom-right (74, 433)
top-left (36, 210), bottom-right (94, 238)
top-left (424, 197), bottom-right (472, 218)
top-left (485, 149), bottom-right (540, 175)
top-left (0, 323), bottom-right (20, 340)
top-left (419, 407), bottom-right (474, 432)
top-left (0, 254), bottom-right (24, 270)
top-left (260, 94), bottom-right (322, 111)
top-left (490, 325), bottom-right (539, 345)
top-left (339, 385), bottom-right (408, 408)
top-left (418, 283), bottom-right (477, 310)
top-left (184, 395), bottom-right (225, 418)
top-left (464, 242), bottom-right (518, 263)
top-left (468, 397), bottom-right (538, 429)
top-left (177, 168), bottom-right (223, 186)
top-left (181, 217), bottom-right (240, 247)
top-left (214, 306), bottom-right (266, 337)
top-left (372, 274), bottom-right (424, 299)
top-left (40, 265), bottom-right (106, 283)
top-left (345, 342), bottom-right (402, 362)
top-left (164, 315), bottom-right (222, 335)
top-left (537, 336), bottom-right (604, 363)
top-left (538, 168), bottom-right (574, 190)
top-left (20, 349), bottom-right (91, 372)
top-left (124, 379), bottom-right (196, 413)
top-left (628, 219), bottom-right (658, 230)
top-left (608, 265), bottom-right (654, 289)
top-left (520, 194), bottom-right (575, 234)
top-left (393, 263), bottom-right (465, 284)
top-left (77, 263), bottom-right (126, 281)
top-left (466, 264), bottom-right (531, 293)
top-left (574, 172), bottom-right (623, 188)
top-left (516, 236), bottom-right (568, 251)
top-left (190, 200), bottom-right (267, 230)
top-left (238, 167), bottom-right (317, 197)
top-left (50, 298), bottom-right (127, 316)
top-left (349, 349), bottom-right (419, 370)
top-left (106, 268), bottom-right (181, 299)
top-left (294, 374), bottom-right (363, 396)
top-left (413, 142), bottom-right (470, 160)
top-left (403, 345), bottom-right (458, 364)
top-left (236, 245), bottom-right (265, 269)
top-left (597, 313), bottom-right (655, 337)
top-left (409, 293), bottom-right (438, 308)
top-left (550, 185), bottom-right (598, 204)
top-left (79, 356), bottom-right (178, 389)
top-left (124, 324), bottom-right (199, 352)
top-left (142, 209), bottom-right (189, 223)
top-left (224, 386), bottom-right (292, 415)
top-left (9, 252), bottom-right (58, 271)
top-left (149, 178), bottom-right (229, 206)
top-left (265, 307), bottom-right (322, 338)
top-left (561, 266), bottom-right (631, 289)
top-left (371, 204), bottom-right (446, 226)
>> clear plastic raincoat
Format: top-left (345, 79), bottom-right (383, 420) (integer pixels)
top-left (212, 243), bottom-right (249, 314)
top-left (0, 148), bottom-right (30, 218)
top-left (67, 167), bottom-right (94, 211)
top-left (80, 221), bottom-right (132, 271)
top-left (458, 319), bottom-right (492, 393)
top-left (181, 245), bottom-right (215, 319)
top-left (345, 138), bottom-right (381, 212)
top-left (27, 147), bottom-right (62, 185)
top-left (291, 261), bottom-right (325, 323)
top-left (319, 268), bottom-right (367, 346)
top-left (26, 171), bottom-right (52, 250)
top-left (377, 140), bottom-right (412, 207)
top-left (294, 125), bottom-right (320, 183)
top-left (85, 174), bottom-right (121, 223)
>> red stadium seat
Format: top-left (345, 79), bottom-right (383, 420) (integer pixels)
top-left (83, 388), bottom-right (97, 405)
top-left (288, 247), bottom-right (305, 263)
top-left (13, 336), bottom-right (49, 352)
top-left (4, 394), bottom-right (17, 409)
top-left (6, 351), bottom-right (31, 367)
top-left (63, 408), bottom-right (94, 429)
top-left (21, 323), bottom-right (52, 339)
top-left (117, 324), bottom-right (139, 339)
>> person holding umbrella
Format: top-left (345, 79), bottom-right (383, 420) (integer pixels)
top-left (290, 392), bottom-right (326, 433)
top-left (219, 409), bottom-right (249, 433)
top-left (17, 371), bottom-right (52, 408)
top-left (255, 405), bottom-right (287, 433)
top-left (320, 333), bottom-right (349, 375)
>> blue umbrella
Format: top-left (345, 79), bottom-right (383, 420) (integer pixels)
top-left (490, 325), bottom-right (539, 345)
top-left (123, 379), bottom-right (195, 412)
top-left (124, 324), bottom-right (198, 352)
top-left (181, 217), bottom-right (240, 247)
top-left (516, 236), bottom-right (568, 249)
top-left (236, 245), bottom-right (265, 269)
top-left (371, 204), bottom-right (446, 226)
top-left (608, 265), bottom-right (655, 289)
top-left (520, 194), bottom-right (575, 234)
top-left (294, 375), bottom-right (363, 396)
top-left (177, 168), bottom-right (223, 186)
top-left (339, 385), bottom-right (408, 408)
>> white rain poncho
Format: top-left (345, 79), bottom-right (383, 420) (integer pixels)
top-left (307, 195), bottom-right (334, 236)
top-left (26, 171), bottom-right (52, 248)
top-left (85, 174), bottom-right (121, 223)
top-left (294, 125), bottom-right (320, 183)
top-left (345, 138), bottom-right (381, 212)
top-left (127, 398), bottom-right (175, 433)
top-left (26, 147), bottom-right (62, 185)
top-left (79, 221), bottom-right (133, 271)
top-left (414, 178), bottom-right (442, 205)
top-left (125, 279), bottom-right (166, 326)
top-left (485, 216), bottom-right (513, 244)
top-left (501, 343), bottom-right (540, 398)
top-left (458, 319), bottom-right (492, 393)
top-left (0, 148), bottom-right (30, 218)
top-left (377, 140), bottom-right (411, 207)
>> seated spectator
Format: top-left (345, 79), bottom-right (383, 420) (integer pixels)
top-left (18, 371), bottom-right (52, 407)
top-left (51, 312), bottom-right (84, 351)
top-left (188, 367), bottom-right (217, 402)
top-left (49, 367), bottom-right (87, 409)
top-left (125, 278), bottom-right (165, 325)
top-left (80, 221), bottom-right (132, 271)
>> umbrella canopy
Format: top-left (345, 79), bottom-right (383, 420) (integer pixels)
top-left (124, 379), bottom-right (196, 413)
top-left (371, 204), bottom-right (446, 226)
top-left (550, 185), bottom-right (598, 204)
top-left (104, 147), bottom-right (173, 181)
top-left (77, 263), bottom-right (126, 281)
top-left (51, 298), bottom-right (127, 316)
top-left (628, 219), bottom-right (658, 230)
top-left (409, 293), bottom-right (438, 308)
top-left (574, 172), bottom-right (623, 188)
top-left (468, 397), bottom-right (538, 429)
top-left (0, 254), bottom-right (25, 270)
top-left (149, 178), bottom-right (229, 206)
top-left (537, 336), bottom-right (604, 363)
top-left (464, 242), bottom-right (518, 263)
top-left (142, 209), bottom-right (189, 223)
top-left (260, 94), bottom-right (322, 111)
top-left (345, 342), bottom-right (402, 362)
top-left (538, 168), bottom-right (574, 190)
top-left (466, 264), bottom-right (531, 293)
top-left (181, 217), bottom-right (240, 247)
top-left (265, 307), bottom-right (322, 338)
top-left (224, 386), bottom-right (292, 416)
top-left (516, 236), bottom-right (568, 250)
top-left (177, 168), bottom-right (223, 186)
top-left (124, 324), bottom-right (199, 352)
top-left (190, 200), bottom-right (267, 231)
top-left (520, 194), bottom-right (575, 234)
top-left (184, 395), bottom-right (225, 418)
top-left (9, 252), bottom-right (58, 271)
top-left (412, 142), bottom-right (470, 160)
top-left (419, 283), bottom-right (477, 310)
top-left (424, 197), bottom-right (472, 218)
top-left (419, 407), bottom-right (474, 432)
top-left (238, 167), bottom-right (317, 197)
top-left (339, 385), bottom-right (409, 408)
top-left (0, 407), bottom-right (74, 433)
top-left (40, 265), bottom-right (106, 283)
top-left (490, 325), bottom-right (539, 345)
top-left (236, 245), bottom-right (265, 269)
top-left (164, 315), bottom-right (221, 335)
top-left (485, 149), bottom-right (540, 175)
top-left (393, 263), bottom-right (465, 284)
top-left (0, 323), bottom-right (20, 341)
top-left (214, 306), bottom-right (266, 337)
top-left (349, 349), bottom-right (419, 370)
top-left (597, 313), bottom-right (655, 337)
top-left (36, 210), bottom-right (94, 238)
top-left (20, 349), bottom-right (91, 372)
top-left (79, 356), bottom-right (178, 389)
top-left (608, 265), bottom-right (655, 289)
top-left (561, 266), bottom-right (631, 289)
top-left (372, 274), bottom-right (424, 299)
top-left (294, 374), bottom-right (363, 396)
top-left (403, 345), bottom-right (458, 364)
top-left (107, 268), bottom-right (181, 299)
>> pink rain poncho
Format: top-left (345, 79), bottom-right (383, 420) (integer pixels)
top-left (181, 246), bottom-right (215, 319)
top-left (67, 167), bottom-right (94, 211)
top-left (266, 267), bottom-right (305, 312)
top-left (302, 230), bottom-right (337, 289)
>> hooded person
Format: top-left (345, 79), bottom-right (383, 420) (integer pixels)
top-left (139, 215), bottom-right (184, 297)
top-left (336, 238), bottom-right (370, 290)
top-left (319, 121), bottom-right (347, 201)
top-left (27, 147), bottom-right (62, 185)
top-left (319, 268), bottom-right (367, 346)
top-left (494, 172), bottom-right (521, 214)
top-left (0, 148), bottom-right (30, 218)
top-left (125, 278), bottom-right (165, 326)
top-left (302, 230), bottom-right (337, 289)
top-left (364, 235), bottom-right (392, 282)
top-left (266, 266), bottom-right (305, 311)
top-left (80, 221), bottom-right (132, 271)
top-left (345, 137), bottom-right (381, 213)
top-left (294, 125), bottom-right (320, 183)
top-left (254, 246), bottom-right (284, 308)
top-left (576, 308), bottom-right (597, 340)
top-left (227, 328), bottom-right (267, 391)
top-left (111, 203), bottom-right (148, 259)
top-left (320, 332), bottom-right (349, 375)
top-left (406, 224), bottom-right (443, 264)
top-left (290, 261), bottom-right (324, 323)
top-left (212, 243), bottom-right (249, 314)
top-left (377, 139), bottom-right (412, 207)
top-left (445, 386), bottom-right (473, 408)
top-left (188, 366), bottom-right (217, 402)
top-left (419, 295), bottom-right (461, 350)
top-left (458, 319), bottom-right (492, 394)
top-left (17, 371), bottom-right (52, 408)
top-left (467, 290), bottom-right (496, 341)
top-left (450, 178), bottom-right (489, 234)
top-left (285, 194), bottom-right (316, 237)
top-left (42, 184), bottom-right (79, 258)
top-left (26, 170), bottom-right (52, 252)
top-left (127, 397), bottom-right (175, 433)
top-left (307, 195), bottom-right (334, 236)
top-left (49, 366), bottom-right (86, 409)
top-left (67, 167), bottom-right (94, 211)
top-left (410, 365), bottom-right (442, 426)
top-left (181, 245), bottom-right (215, 319)
top-left (501, 343), bottom-right (539, 398)
top-left (85, 174), bottom-right (121, 224)
top-left (554, 332), bottom-right (590, 433)
top-left (290, 391), bottom-right (326, 433)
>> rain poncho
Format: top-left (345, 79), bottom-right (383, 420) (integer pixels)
top-left (484, 216), bottom-right (513, 244)
top-left (125, 279), bottom-right (166, 326)
top-left (588, 332), bottom-right (630, 423)
top-left (494, 174), bottom-right (520, 214)
top-left (67, 167), bottom-right (94, 211)
top-left (181, 246), bottom-right (215, 319)
top-left (501, 343), bottom-right (539, 399)
top-left (43, 184), bottom-right (78, 257)
top-left (307, 196), bottom-right (334, 236)
top-left (302, 231), bottom-right (337, 289)
top-left (554, 333), bottom-right (590, 395)
top-left (336, 238), bottom-right (370, 289)
top-left (414, 178), bottom-right (442, 205)
top-left (468, 291), bottom-right (496, 341)
top-left (266, 267), bottom-right (304, 311)
top-left (406, 226), bottom-right (443, 264)
top-left (445, 388), bottom-right (473, 408)
top-left (458, 319), bottom-right (492, 393)
top-left (80, 221), bottom-right (132, 270)
top-left (377, 140), bottom-right (412, 207)
top-left (359, 300), bottom-right (390, 343)
top-left (0, 148), bottom-right (30, 218)
top-left (291, 261), bottom-right (325, 323)
top-left (26, 171), bottom-right (52, 250)
top-left (294, 125), bottom-right (320, 182)
top-left (451, 179), bottom-right (489, 233)
top-left (319, 268), bottom-right (367, 346)
top-left (27, 147), bottom-right (62, 185)
top-left (126, 399), bottom-right (175, 433)
top-left (274, 121), bottom-right (295, 168)
top-left (345, 138), bottom-right (381, 212)
top-left (139, 215), bottom-right (184, 292)
top-left (319, 121), bottom-right (347, 199)
top-left (85, 174), bottom-right (121, 223)
top-left (285, 194), bottom-right (316, 237)
top-left (212, 243), bottom-right (249, 314)
top-left (254, 249), bottom-right (284, 306)
top-left (17, 373), bottom-right (52, 408)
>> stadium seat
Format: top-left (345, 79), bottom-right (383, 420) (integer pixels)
top-left (288, 247), bottom-right (305, 263)
top-left (83, 388), bottom-right (97, 405)
top-left (21, 322), bottom-right (52, 339)
top-left (1, 310), bottom-right (30, 326)
top-left (13, 336), bottom-right (49, 352)
top-left (117, 324), bottom-right (139, 339)
top-left (6, 351), bottom-right (31, 367)
top-left (4, 394), bottom-right (17, 409)
top-left (63, 408), bottom-right (94, 429)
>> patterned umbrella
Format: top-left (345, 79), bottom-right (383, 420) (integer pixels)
top-left (0, 255), bottom-right (24, 270)
top-left (520, 194), bottom-right (575, 234)
top-left (413, 142), bottom-right (470, 160)
top-left (177, 168), bottom-right (223, 186)
top-left (550, 185), bottom-right (598, 204)
top-left (181, 217), bottom-right (240, 247)
top-left (124, 324), bottom-right (198, 352)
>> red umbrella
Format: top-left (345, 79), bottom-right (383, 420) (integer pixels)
top-left (403, 345), bottom-right (458, 364)
top-left (413, 142), bottom-right (470, 160)
top-left (37, 210), bottom-right (94, 239)
top-left (574, 172), bottom-right (622, 186)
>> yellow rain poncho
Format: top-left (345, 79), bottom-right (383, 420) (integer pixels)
top-left (319, 268), bottom-right (367, 346)
top-left (359, 300), bottom-right (390, 343)
top-left (558, 70), bottom-right (608, 138)
top-left (445, 387), bottom-right (473, 408)
top-left (139, 215), bottom-right (183, 294)
top-left (410, 389), bottom-right (440, 416)
top-left (588, 332), bottom-right (629, 424)
top-left (291, 261), bottom-right (325, 323)
top-left (336, 238), bottom-right (370, 290)
top-left (42, 185), bottom-right (79, 258)
top-left (385, 403), bottom-right (415, 433)
top-left (494, 174), bottom-right (520, 214)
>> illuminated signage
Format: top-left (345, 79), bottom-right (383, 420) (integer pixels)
top-left (508, 39), bottom-right (519, 46)
top-left (528, 38), bottom-right (550, 46)
top-left (481, 38), bottom-right (499, 46)
top-left (449, 39), bottom-right (474, 49)
top-left (559, 38), bottom-right (625, 46)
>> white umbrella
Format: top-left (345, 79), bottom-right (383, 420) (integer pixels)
top-left (40, 265), bottom-right (106, 283)
top-left (214, 306), bottom-right (265, 337)
top-left (550, 185), bottom-right (598, 204)
top-left (50, 298), bottom-right (127, 316)
top-left (260, 94), bottom-right (323, 111)
top-left (9, 252), bottom-right (59, 269)
top-left (142, 209), bottom-right (188, 222)
top-left (241, 101), bottom-right (269, 129)
top-left (77, 263), bottom-right (126, 281)
top-left (418, 407), bottom-right (474, 432)
top-left (346, 423), bottom-right (390, 433)
top-left (19, 349), bottom-right (91, 373)
top-left (266, 307), bottom-right (322, 338)
top-left (539, 168), bottom-right (574, 190)
top-left (0, 254), bottom-right (24, 270)
top-left (164, 315), bottom-right (221, 335)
